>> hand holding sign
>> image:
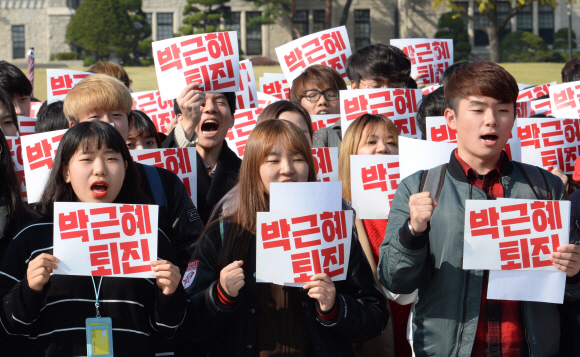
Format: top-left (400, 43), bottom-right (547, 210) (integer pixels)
top-left (27, 253), bottom-right (59, 292)
top-left (303, 273), bottom-right (337, 311)
top-left (551, 244), bottom-right (580, 277)
top-left (176, 82), bottom-right (206, 139)
top-left (409, 192), bottom-right (437, 234)
top-left (151, 260), bottom-right (182, 295)
top-left (220, 260), bottom-right (245, 297)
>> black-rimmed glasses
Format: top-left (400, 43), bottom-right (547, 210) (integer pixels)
top-left (302, 89), bottom-right (339, 102)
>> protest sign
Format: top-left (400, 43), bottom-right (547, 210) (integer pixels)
top-left (312, 147), bottom-right (339, 182)
top-left (46, 69), bottom-right (91, 103)
top-left (530, 98), bottom-right (552, 116)
top-left (275, 26), bottom-right (351, 84)
top-left (390, 39), bottom-right (453, 85)
top-left (257, 91), bottom-right (281, 108)
top-left (422, 84), bottom-right (440, 96)
top-left (131, 90), bottom-right (176, 134)
top-left (350, 155), bottom-right (399, 219)
top-left (425, 116), bottom-right (521, 161)
top-left (259, 73), bottom-right (290, 100)
top-left (130, 148), bottom-right (197, 206)
top-left (517, 82), bottom-right (556, 102)
top-left (152, 32), bottom-right (240, 100)
top-left (17, 116), bottom-right (36, 136)
top-left (463, 198), bottom-right (570, 271)
top-left (399, 136), bottom-right (456, 179)
top-left (517, 117), bottom-right (580, 174)
top-left (339, 88), bottom-right (422, 138)
top-left (53, 202), bottom-right (159, 278)
top-left (311, 114), bottom-right (340, 132)
top-left (21, 129), bottom-right (67, 203)
top-left (549, 81), bottom-right (580, 118)
top-left (516, 101), bottom-right (531, 118)
top-left (236, 60), bottom-right (258, 110)
top-left (488, 269), bottom-right (565, 304)
top-left (29, 101), bottom-right (42, 118)
top-left (226, 107), bottom-right (262, 158)
top-left (270, 182), bottom-right (343, 213)
top-left (6, 136), bottom-right (26, 200)
top-left (256, 210), bottom-right (353, 284)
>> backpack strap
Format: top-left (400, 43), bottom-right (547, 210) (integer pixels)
top-left (142, 164), bottom-right (168, 209)
top-left (419, 164), bottom-right (448, 202)
top-left (513, 161), bottom-right (552, 200)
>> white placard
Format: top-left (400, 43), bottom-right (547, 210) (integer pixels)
top-left (488, 270), bottom-right (565, 304)
top-left (399, 136), bottom-right (456, 180)
top-left (29, 101), bottom-right (42, 118)
top-left (152, 32), bottom-right (240, 100)
top-left (530, 98), bottom-right (552, 116)
top-left (226, 107), bottom-right (263, 158)
top-left (312, 147), bottom-right (339, 182)
top-left (53, 202), bottom-right (159, 278)
top-left (390, 39), bottom-right (453, 85)
top-left (463, 199), bottom-right (570, 271)
top-left (130, 148), bottom-right (197, 207)
top-left (259, 73), bottom-right (290, 100)
top-left (350, 155), bottom-right (400, 219)
top-left (311, 114), bottom-right (341, 132)
top-left (131, 90), bottom-right (176, 134)
top-left (549, 81), bottom-right (580, 118)
top-left (275, 26), bottom-right (351, 84)
top-left (6, 136), bottom-right (26, 201)
top-left (270, 182), bottom-right (343, 213)
top-left (517, 82), bottom-right (556, 102)
top-left (46, 69), bottom-right (91, 104)
top-left (17, 116), bottom-right (36, 136)
top-left (257, 91), bottom-right (281, 108)
top-left (236, 60), bottom-right (258, 110)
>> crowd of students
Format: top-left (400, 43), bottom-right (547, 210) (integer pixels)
top-left (1, 42), bottom-right (580, 356)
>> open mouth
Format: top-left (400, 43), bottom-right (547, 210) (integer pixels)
top-left (201, 119), bottom-right (219, 136)
top-left (481, 134), bottom-right (499, 145)
top-left (91, 181), bottom-right (109, 198)
top-left (317, 110), bottom-right (329, 115)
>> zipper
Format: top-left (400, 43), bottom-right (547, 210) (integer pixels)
top-left (520, 302), bottom-right (532, 356)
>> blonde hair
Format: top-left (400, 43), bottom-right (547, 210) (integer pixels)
top-left (88, 61), bottom-right (131, 88)
top-left (63, 74), bottom-right (133, 123)
top-left (339, 114), bottom-right (399, 201)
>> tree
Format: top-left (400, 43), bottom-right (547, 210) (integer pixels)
top-left (433, 0), bottom-right (558, 62)
top-left (66, 0), bottom-right (139, 64)
top-left (179, 0), bottom-right (231, 35)
top-left (501, 30), bottom-right (561, 62)
top-left (120, 0), bottom-right (152, 64)
top-left (435, 11), bottom-right (471, 61)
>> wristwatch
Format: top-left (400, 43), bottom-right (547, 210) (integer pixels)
top-left (408, 221), bottom-right (417, 236)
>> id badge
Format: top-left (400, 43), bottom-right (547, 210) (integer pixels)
top-left (86, 317), bottom-right (114, 357)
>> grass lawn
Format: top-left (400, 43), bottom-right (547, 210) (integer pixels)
top-left (23, 63), bottom-right (563, 102)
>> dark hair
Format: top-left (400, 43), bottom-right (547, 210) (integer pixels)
top-left (562, 56), bottom-right (580, 83)
top-left (129, 110), bottom-right (162, 147)
top-left (35, 100), bottom-right (69, 133)
top-left (0, 87), bottom-right (19, 132)
top-left (346, 44), bottom-right (411, 86)
top-left (407, 77), bottom-right (418, 89)
top-left (88, 61), bottom-right (131, 88)
top-left (0, 130), bottom-right (30, 230)
top-left (289, 64), bottom-right (347, 102)
top-left (257, 100), bottom-right (314, 140)
top-left (416, 86), bottom-right (446, 139)
top-left (174, 92), bottom-right (236, 116)
top-left (444, 62), bottom-right (518, 113)
top-left (0, 61), bottom-right (32, 97)
top-left (36, 121), bottom-right (149, 216)
top-left (439, 61), bottom-right (472, 85)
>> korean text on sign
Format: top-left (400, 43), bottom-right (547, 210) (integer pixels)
top-left (29, 101), bottom-right (42, 118)
top-left (463, 199), bottom-right (570, 271)
top-left (339, 88), bottom-right (422, 138)
top-left (226, 107), bottom-right (262, 158)
top-left (311, 114), bottom-right (340, 132)
top-left (131, 148), bottom-right (197, 207)
top-left (21, 129), bottom-right (68, 203)
top-left (259, 74), bottom-right (290, 100)
top-left (46, 69), bottom-right (91, 103)
top-left (256, 210), bottom-right (353, 284)
top-left (391, 39), bottom-right (453, 85)
top-left (517, 82), bottom-right (556, 102)
top-left (152, 32), bottom-right (240, 100)
top-left (257, 91), bottom-right (281, 108)
top-left (531, 98), bottom-right (552, 116)
top-left (6, 136), bottom-right (26, 200)
top-left (312, 147), bottom-right (339, 182)
top-left (53, 202), bottom-right (159, 278)
top-left (131, 90), bottom-right (176, 134)
top-left (236, 60), bottom-right (258, 110)
top-left (275, 26), bottom-right (352, 84)
top-left (350, 155), bottom-right (400, 219)
top-left (17, 116), bottom-right (37, 136)
top-left (517, 117), bottom-right (580, 174)
top-left (549, 81), bottom-right (580, 118)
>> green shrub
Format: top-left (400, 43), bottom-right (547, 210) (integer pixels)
top-left (83, 57), bottom-right (97, 66)
top-left (435, 12), bottom-right (471, 61)
top-left (501, 31), bottom-right (560, 62)
top-left (50, 52), bottom-right (80, 61)
top-left (554, 28), bottom-right (577, 50)
top-left (140, 58), bottom-right (153, 66)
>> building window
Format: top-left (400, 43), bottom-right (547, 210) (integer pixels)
top-left (157, 13), bottom-right (174, 41)
top-left (228, 12), bottom-right (241, 50)
top-left (538, 3), bottom-right (554, 44)
top-left (474, 1), bottom-right (510, 46)
top-left (516, 4), bottom-right (533, 32)
top-left (67, 0), bottom-right (81, 9)
top-left (246, 12), bottom-right (262, 55)
top-left (12, 26), bottom-right (25, 59)
top-left (354, 10), bottom-right (371, 51)
top-left (313, 10), bottom-right (325, 33)
top-left (293, 10), bottom-right (309, 39)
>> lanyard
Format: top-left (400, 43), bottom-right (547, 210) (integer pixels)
top-left (91, 277), bottom-right (104, 317)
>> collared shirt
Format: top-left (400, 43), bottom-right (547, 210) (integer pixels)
top-left (174, 122), bottom-right (198, 148)
top-left (454, 150), bottom-right (528, 357)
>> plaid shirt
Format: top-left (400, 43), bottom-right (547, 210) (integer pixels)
top-left (454, 150), bottom-right (528, 357)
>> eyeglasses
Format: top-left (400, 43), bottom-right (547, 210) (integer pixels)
top-left (302, 89), bottom-right (340, 102)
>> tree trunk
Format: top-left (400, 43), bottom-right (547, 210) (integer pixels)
top-left (486, 3), bottom-right (501, 62)
top-left (289, 0), bottom-right (301, 38)
top-left (325, 0), bottom-right (332, 29)
top-left (340, 0), bottom-right (353, 26)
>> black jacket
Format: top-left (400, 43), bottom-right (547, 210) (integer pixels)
top-left (178, 220), bottom-right (389, 356)
top-left (136, 162), bottom-right (204, 272)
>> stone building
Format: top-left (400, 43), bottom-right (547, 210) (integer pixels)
top-left (0, 0), bottom-right (573, 63)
